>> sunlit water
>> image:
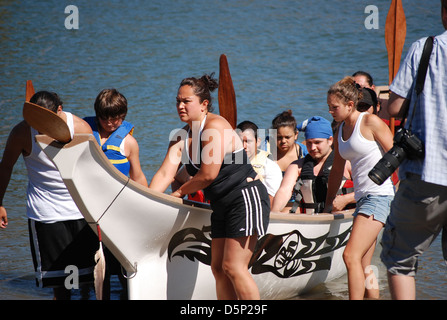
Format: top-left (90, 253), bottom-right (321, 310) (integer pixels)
top-left (0, 0), bottom-right (445, 299)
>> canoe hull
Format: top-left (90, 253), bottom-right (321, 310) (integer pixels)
top-left (36, 134), bottom-right (353, 300)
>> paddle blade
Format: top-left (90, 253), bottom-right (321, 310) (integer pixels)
top-left (218, 54), bottom-right (237, 129)
top-left (26, 80), bottom-right (35, 102)
top-left (94, 242), bottom-right (106, 300)
top-left (385, 0), bottom-right (406, 84)
top-left (23, 102), bottom-right (71, 143)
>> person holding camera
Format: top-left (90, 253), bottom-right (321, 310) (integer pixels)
top-left (324, 76), bottom-right (395, 300)
top-left (380, 1), bottom-right (447, 300)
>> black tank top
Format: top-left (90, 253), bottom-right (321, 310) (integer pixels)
top-left (185, 134), bottom-right (256, 202)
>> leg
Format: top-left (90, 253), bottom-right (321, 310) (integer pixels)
top-left (221, 235), bottom-right (259, 300)
top-left (211, 238), bottom-right (237, 300)
top-left (343, 214), bottom-right (383, 300)
top-left (362, 239), bottom-right (379, 299)
top-left (388, 272), bottom-right (416, 300)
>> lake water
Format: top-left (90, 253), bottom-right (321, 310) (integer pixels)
top-left (0, 0), bottom-right (446, 300)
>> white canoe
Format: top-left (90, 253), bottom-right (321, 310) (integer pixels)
top-left (36, 134), bottom-right (353, 300)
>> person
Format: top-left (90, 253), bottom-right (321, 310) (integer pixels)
top-left (84, 88), bottom-right (148, 299)
top-left (84, 88), bottom-right (148, 187)
top-left (324, 77), bottom-right (395, 300)
top-left (237, 120), bottom-right (282, 206)
top-left (353, 70), bottom-right (401, 131)
top-left (0, 91), bottom-right (98, 300)
top-left (148, 74), bottom-right (270, 300)
top-left (272, 116), bottom-right (354, 214)
top-left (352, 70), bottom-right (375, 91)
top-left (269, 110), bottom-right (308, 173)
top-left (380, 0), bottom-right (447, 300)
top-left (357, 87), bottom-right (379, 115)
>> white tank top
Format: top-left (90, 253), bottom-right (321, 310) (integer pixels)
top-left (24, 112), bottom-right (84, 222)
top-left (338, 112), bottom-right (394, 201)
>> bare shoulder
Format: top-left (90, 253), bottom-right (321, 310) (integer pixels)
top-left (125, 132), bottom-right (139, 149)
top-left (12, 120), bottom-right (30, 134)
top-left (10, 120), bottom-right (31, 141)
top-left (362, 113), bottom-right (387, 129)
top-left (72, 115), bottom-right (93, 134)
top-left (204, 113), bottom-right (232, 131)
top-left (6, 120), bottom-right (31, 155)
top-left (292, 157), bottom-right (305, 168)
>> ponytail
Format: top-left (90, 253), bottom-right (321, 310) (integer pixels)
top-left (327, 76), bottom-right (363, 107)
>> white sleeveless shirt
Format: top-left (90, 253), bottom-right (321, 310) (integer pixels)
top-left (338, 112), bottom-right (394, 201)
top-left (24, 112), bottom-right (84, 222)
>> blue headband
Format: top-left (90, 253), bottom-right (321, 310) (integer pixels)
top-left (298, 116), bottom-right (332, 140)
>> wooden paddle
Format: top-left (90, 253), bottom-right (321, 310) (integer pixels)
top-left (385, 0), bottom-right (406, 135)
top-left (26, 80), bottom-right (35, 102)
top-left (218, 54), bottom-right (237, 129)
top-left (23, 102), bottom-right (71, 143)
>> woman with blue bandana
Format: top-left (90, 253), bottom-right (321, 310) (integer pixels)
top-left (271, 116), bottom-right (354, 214)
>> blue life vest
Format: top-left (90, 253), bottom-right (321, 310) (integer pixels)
top-left (84, 117), bottom-right (134, 176)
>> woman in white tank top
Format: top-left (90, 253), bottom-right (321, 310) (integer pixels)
top-left (324, 77), bottom-right (395, 300)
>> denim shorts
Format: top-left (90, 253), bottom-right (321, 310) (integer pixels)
top-left (353, 194), bottom-right (393, 224)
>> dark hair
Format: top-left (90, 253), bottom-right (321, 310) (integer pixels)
top-left (328, 76), bottom-right (363, 107)
top-left (94, 88), bottom-right (127, 120)
top-left (357, 87), bottom-right (378, 113)
top-left (271, 109), bottom-right (297, 132)
top-left (30, 91), bottom-right (63, 113)
top-left (237, 120), bottom-right (259, 140)
top-left (179, 73), bottom-right (218, 112)
top-left (352, 70), bottom-right (374, 87)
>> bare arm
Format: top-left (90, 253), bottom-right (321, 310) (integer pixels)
top-left (331, 161), bottom-right (356, 211)
top-left (367, 114), bottom-right (394, 153)
top-left (323, 131), bottom-right (346, 213)
top-left (125, 135), bottom-right (148, 187)
top-left (171, 117), bottom-right (231, 198)
top-left (0, 122), bottom-right (30, 228)
top-left (388, 91), bottom-right (410, 118)
top-left (72, 115), bottom-right (93, 134)
top-left (271, 160), bottom-right (301, 213)
top-left (149, 132), bottom-right (185, 193)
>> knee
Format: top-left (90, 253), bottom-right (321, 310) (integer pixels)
top-left (221, 259), bottom-right (246, 281)
top-left (211, 261), bottom-right (224, 278)
top-left (343, 248), bottom-right (358, 267)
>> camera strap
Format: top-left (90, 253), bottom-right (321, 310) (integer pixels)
top-left (406, 36), bottom-right (434, 131)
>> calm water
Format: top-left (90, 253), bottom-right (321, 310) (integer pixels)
top-left (0, 0), bottom-right (445, 300)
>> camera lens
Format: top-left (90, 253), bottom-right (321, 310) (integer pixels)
top-left (368, 145), bottom-right (406, 185)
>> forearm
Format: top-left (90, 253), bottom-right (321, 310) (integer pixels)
top-left (171, 172), bottom-right (214, 198)
top-left (0, 164), bottom-right (13, 207)
top-left (271, 186), bottom-right (293, 213)
top-left (332, 192), bottom-right (355, 212)
top-left (148, 170), bottom-right (175, 193)
top-left (324, 170), bottom-right (344, 212)
top-left (388, 92), bottom-right (409, 118)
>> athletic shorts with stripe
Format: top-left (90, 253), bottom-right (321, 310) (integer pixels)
top-left (28, 218), bottom-right (98, 288)
top-left (210, 179), bottom-right (270, 239)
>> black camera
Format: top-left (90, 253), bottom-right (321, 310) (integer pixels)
top-left (368, 128), bottom-right (424, 185)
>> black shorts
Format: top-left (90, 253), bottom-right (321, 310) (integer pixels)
top-left (28, 218), bottom-right (98, 288)
top-left (210, 180), bottom-right (270, 238)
